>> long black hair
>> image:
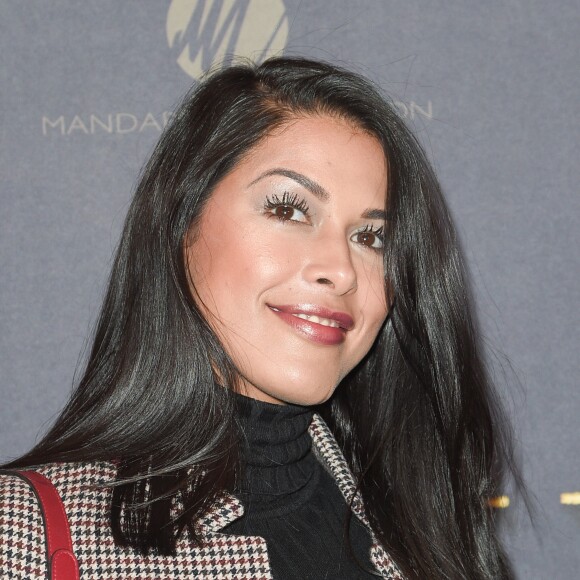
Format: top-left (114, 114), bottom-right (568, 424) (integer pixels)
top-left (8, 57), bottom-right (514, 578)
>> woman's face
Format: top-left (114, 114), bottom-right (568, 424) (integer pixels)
top-left (186, 115), bottom-right (389, 405)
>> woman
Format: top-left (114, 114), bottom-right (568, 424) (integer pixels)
top-left (0, 57), bottom-right (512, 578)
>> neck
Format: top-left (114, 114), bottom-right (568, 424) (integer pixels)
top-left (233, 392), bottom-right (316, 500)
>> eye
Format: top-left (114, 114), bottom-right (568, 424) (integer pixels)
top-left (351, 225), bottom-right (384, 250)
top-left (264, 192), bottom-right (310, 223)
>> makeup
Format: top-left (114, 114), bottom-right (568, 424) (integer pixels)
top-left (268, 304), bottom-right (354, 346)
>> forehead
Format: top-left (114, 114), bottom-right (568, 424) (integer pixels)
top-left (230, 114), bottom-right (388, 201)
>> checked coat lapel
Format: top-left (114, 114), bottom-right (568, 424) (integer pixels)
top-left (0, 414), bottom-right (403, 579)
top-left (193, 413), bottom-right (404, 579)
top-left (308, 415), bottom-right (403, 579)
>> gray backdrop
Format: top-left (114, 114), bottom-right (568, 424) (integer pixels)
top-left (1, 1), bottom-right (578, 578)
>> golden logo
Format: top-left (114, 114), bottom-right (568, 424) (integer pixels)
top-left (560, 492), bottom-right (580, 505)
top-left (488, 496), bottom-right (510, 509)
top-left (167, 0), bottom-right (289, 80)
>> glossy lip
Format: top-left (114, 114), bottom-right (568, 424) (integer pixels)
top-left (267, 304), bottom-right (354, 346)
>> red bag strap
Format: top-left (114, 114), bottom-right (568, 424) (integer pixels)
top-left (15, 470), bottom-right (79, 580)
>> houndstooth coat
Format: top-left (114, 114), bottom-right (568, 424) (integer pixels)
top-left (0, 414), bottom-right (404, 579)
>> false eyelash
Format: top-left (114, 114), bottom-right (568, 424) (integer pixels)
top-left (360, 223), bottom-right (385, 240)
top-left (264, 191), bottom-right (310, 215)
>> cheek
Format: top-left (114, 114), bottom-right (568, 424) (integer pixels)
top-left (187, 225), bottom-right (297, 321)
top-left (360, 259), bottom-right (389, 318)
top-left (188, 207), bottom-right (253, 285)
top-left (185, 223), bottom-right (240, 318)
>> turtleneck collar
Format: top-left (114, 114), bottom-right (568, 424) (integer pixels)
top-left (233, 392), bottom-right (317, 504)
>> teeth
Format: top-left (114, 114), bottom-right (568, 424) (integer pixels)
top-left (292, 313), bottom-right (340, 328)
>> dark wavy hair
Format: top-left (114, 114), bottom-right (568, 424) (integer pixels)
top-left (7, 57), bottom-right (514, 578)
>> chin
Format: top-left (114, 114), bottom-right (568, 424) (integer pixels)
top-left (272, 382), bottom-right (337, 407)
top-left (241, 376), bottom-right (337, 407)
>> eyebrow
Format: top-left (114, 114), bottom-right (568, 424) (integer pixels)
top-left (361, 208), bottom-right (387, 220)
top-left (249, 168), bottom-right (329, 201)
top-left (250, 167), bottom-right (387, 220)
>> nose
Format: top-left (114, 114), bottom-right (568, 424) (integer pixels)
top-left (301, 234), bottom-right (357, 296)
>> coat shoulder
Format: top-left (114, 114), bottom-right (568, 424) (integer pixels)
top-left (0, 470), bottom-right (47, 578)
top-left (0, 461), bottom-right (115, 579)
top-left (0, 462), bottom-right (272, 579)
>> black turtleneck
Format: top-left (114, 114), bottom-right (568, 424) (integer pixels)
top-left (222, 393), bottom-right (377, 579)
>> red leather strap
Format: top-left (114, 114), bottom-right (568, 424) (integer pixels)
top-left (16, 470), bottom-right (79, 580)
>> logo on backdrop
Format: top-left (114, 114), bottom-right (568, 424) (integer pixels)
top-left (40, 101), bottom-right (433, 137)
top-left (40, 1), bottom-right (435, 137)
top-left (41, 112), bottom-right (173, 136)
top-left (166, 0), bottom-right (289, 80)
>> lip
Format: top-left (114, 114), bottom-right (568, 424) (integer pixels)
top-left (267, 304), bottom-right (354, 346)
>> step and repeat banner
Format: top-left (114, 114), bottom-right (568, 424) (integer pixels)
top-left (1, 1), bottom-right (578, 577)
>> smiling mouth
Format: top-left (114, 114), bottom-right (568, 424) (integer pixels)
top-left (268, 305), bottom-right (352, 329)
top-left (267, 304), bottom-right (354, 345)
